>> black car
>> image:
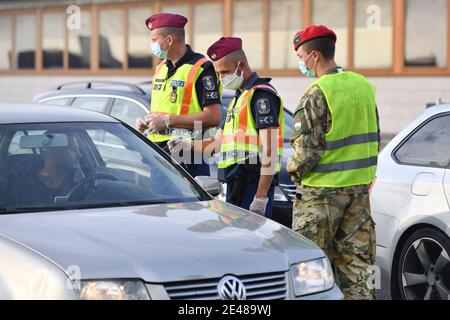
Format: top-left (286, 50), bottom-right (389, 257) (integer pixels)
top-left (34, 81), bottom-right (296, 227)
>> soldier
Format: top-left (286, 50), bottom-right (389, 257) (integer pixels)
top-left (287, 25), bottom-right (380, 300)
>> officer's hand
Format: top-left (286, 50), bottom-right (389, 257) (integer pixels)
top-left (148, 114), bottom-right (170, 133)
top-left (249, 197), bottom-right (269, 216)
top-left (135, 116), bottom-right (149, 133)
top-left (167, 137), bottom-right (193, 154)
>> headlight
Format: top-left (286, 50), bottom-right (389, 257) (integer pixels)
top-left (273, 186), bottom-right (288, 202)
top-left (79, 280), bottom-right (150, 300)
top-left (290, 258), bottom-right (335, 296)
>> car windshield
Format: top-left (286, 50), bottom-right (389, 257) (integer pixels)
top-left (0, 122), bottom-right (206, 214)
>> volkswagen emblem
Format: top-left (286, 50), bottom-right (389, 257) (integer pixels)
top-left (218, 275), bottom-right (247, 300)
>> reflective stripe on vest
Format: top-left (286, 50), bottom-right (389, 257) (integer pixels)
top-left (312, 156), bottom-right (378, 173)
top-left (147, 57), bottom-right (208, 143)
top-left (218, 84), bottom-right (284, 171)
top-left (323, 132), bottom-right (379, 151)
top-left (301, 71), bottom-right (379, 188)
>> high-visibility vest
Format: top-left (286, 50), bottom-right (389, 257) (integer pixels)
top-left (147, 57), bottom-right (208, 143)
top-left (218, 84), bottom-right (284, 172)
top-left (302, 71), bottom-right (379, 188)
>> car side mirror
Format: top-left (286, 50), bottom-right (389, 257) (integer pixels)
top-left (195, 176), bottom-right (222, 197)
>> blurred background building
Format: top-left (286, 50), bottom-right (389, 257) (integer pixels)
top-left (0, 0), bottom-right (449, 136)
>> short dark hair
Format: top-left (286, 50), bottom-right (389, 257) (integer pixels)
top-left (159, 26), bottom-right (185, 41)
top-left (302, 37), bottom-right (335, 60)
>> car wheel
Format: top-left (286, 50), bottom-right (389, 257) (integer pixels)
top-left (395, 227), bottom-right (450, 300)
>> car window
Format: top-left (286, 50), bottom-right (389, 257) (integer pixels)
top-left (71, 96), bottom-right (109, 113)
top-left (0, 122), bottom-right (206, 213)
top-left (110, 98), bottom-right (147, 127)
top-left (395, 114), bottom-right (450, 167)
top-left (88, 129), bottom-right (150, 178)
top-left (42, 97), bottom-right (71, 106)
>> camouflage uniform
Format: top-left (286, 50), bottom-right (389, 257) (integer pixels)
top-left (287, 68), bottom-right (380, 300)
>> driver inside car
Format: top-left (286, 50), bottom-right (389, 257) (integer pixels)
top-left (14, 132), bottom-right (84, 207)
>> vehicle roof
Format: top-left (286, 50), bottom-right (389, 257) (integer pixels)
top-left (0, 101), bottom-right (120, 124)
top-left (423, 103), bottom-right (450, 117)
top-left (34, 82), bottom-right (237, 106)
top-left (34, 88), bottom-right (151, 106)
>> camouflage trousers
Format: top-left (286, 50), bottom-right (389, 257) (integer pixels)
top-left (292, 192), bottom-right (376, 300)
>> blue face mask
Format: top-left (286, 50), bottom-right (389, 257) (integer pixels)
top-left (151, 37), bottom-right (169, 59)
top-left (298, 53), bottom-right (317, 78)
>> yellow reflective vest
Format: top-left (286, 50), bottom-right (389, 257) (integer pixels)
top-left (302, 71), bottom-right (379, 188)
top-left (147, 57), bottom-right (208, 143)
top-left (218, 84), bottom-right (285, 172)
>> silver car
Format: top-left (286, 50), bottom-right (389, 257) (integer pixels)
top-left (371, 103), bottom-right (450, 300)
top-left (0, 102), bottom-right (342, 300)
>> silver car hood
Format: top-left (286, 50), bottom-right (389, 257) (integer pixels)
top-left (0, 200), bottom-right (322, 283)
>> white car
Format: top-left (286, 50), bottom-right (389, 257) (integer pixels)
top-left (371, 103), bottom-right (450, 300)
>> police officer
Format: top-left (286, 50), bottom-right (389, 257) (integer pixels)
top-left (136, 13), bottom-right (221, 177)
top-left (168, 37), bottom-right (284, 218)
top-left (287, 25), bottom-right (380, 300)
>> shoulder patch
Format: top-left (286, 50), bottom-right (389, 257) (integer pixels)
top-left (256, 98), bottom-right (271, 115)
top-left (292, 104), bottom-right (312, 135)
top-left (202, 75), bottom-right (215, 91)
top-left (294, 116), bottom-right (302, 132)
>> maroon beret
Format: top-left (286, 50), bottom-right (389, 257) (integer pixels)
top-left (207, 37), bottom-right (243, 61)
top-left (145, 13), bottom-right (188, 31)
top-left (293, 25), bottom-right (337, 51)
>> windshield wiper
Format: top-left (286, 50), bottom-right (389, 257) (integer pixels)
top-left (0, 206), bottom-right (74, 214)
top-left (0, 200), bottom-right (171, 215)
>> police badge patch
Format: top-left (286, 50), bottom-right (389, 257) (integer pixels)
top-left (202, 76), bottom-right (215, 91)
top-left (256, 99), bottom-right (271, 115)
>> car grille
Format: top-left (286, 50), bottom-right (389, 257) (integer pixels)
top-left (279, 184), bottom-right (296, 201)
top-left (164, 271), bottom-right (288, 300)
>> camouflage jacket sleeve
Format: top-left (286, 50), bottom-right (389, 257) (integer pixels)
top-left (286, 86), bottom-right (329, 184)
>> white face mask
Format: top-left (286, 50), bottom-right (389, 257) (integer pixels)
top-left (298, 52), bottom-right (317, 78)
top-left (220, 62), bottom-right (244, 90)
top-left (151, 36), bottom-right (169, 59)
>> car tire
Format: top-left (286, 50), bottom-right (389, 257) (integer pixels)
top-left (393, 227), bottom-right (450, 300)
